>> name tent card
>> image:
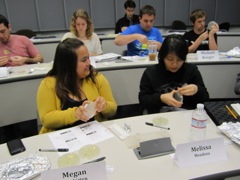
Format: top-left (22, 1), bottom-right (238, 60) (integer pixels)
top-left (174, 137), bottom-right (227, 168)
top-left (41, 161), bottom-right (107, 180)
top-left (197, 50), bottom-right (219, 61)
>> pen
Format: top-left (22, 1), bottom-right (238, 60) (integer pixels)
top-left (83, 157), bottom-right (106, 164)
top-left (145, 122), bottom-right (170, 130)
top-left (225, 105), bottom-right (237, 119)
top-left (39, 148), bottom-right (69, 152)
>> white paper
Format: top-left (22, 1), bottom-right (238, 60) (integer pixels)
top-left (0, 67), bottom-right (9, 77)
top-left (48, 121), bottom-right (113, 155)
top-left (93, 53), bottom-right (121, 62)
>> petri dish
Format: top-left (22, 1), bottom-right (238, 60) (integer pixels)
top-left (152, 117), bottom-right (169, 126)
top-left (79, 144), bottom-right (100, 160)
top-left (57, 153), bottom-right (80, 168)
top-left (84, 102), bottom-right (96, 118)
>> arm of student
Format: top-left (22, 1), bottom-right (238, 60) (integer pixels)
top-left (95, 74), bottom-right (117, 118)
top-left (114, 34), bottom-right (148, 46)
top-left (188, 31), bottom-right (208, 53)
top-left (0, 56), bottom-right (8, 66)
top-left (208, 25), bottom-right (219, 50)
top-left (11, 53), bottom-right (43, 65)
top-left (25, 53), bottom-right (44, 63)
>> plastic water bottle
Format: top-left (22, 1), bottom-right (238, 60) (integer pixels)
top-left (190, 103), bottom-right (208, 141)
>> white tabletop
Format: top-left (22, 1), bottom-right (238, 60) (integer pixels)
top-left (0, 110), bottom-right (239, 180)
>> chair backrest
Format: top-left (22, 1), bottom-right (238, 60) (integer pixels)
top-left (171, 20), bottom-right (187, 30)
top-left (15, 29), bottom-right (36, 38)
top-left (219, 22), bottom-right (230, 32)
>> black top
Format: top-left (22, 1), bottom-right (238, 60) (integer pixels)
top-left (183, 29), bottom-right (217, 52)
top-left (139, 63), bottom-right (209, 114)
top-left (57, 98), bottom-right (94, 130)
top-left (115, 14), bottom-right (139, 34)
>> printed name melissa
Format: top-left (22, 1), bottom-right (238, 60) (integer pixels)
top-left (191, 145), bottom-right (211, 157)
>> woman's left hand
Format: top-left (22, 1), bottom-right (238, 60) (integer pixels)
top-left (94, 96), bottom-right (107, 112)
top-left (178, 84), bottom-right (198, 96)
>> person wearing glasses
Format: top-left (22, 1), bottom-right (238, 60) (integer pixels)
top-left (0, 14), bottom-right (43, 66)
top-left (115, 0), bottom-right (139, 34)
top-left (114, 5), bottom-right (163, 56)
top-left (37, 38), bottom-right (117, 134)
top-left (139, 34), bottom-right (209, 114)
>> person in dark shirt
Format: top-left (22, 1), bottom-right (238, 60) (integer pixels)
top-left (115, 0), bottom-right (139, 34)
top-left (234, 73), bottom-right (240, 95)
top-left (139, 34), bottom-right (209, 114)
top-left (183, 9), bottom-right (219, 53)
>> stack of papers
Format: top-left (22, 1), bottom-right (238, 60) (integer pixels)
top-left (231, 103), bottom-right (240, 116)
top-left (93, 53), bottom-right (121, 62)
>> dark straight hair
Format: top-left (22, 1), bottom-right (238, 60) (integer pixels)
top-left (124, 0), bottom-right (136, 9)
top-left (0, 14), bottom-right (9, 27)
top-left (48, 38), bottom-right (97, 106)
top-left (158, 34), bottom-right (188, 65)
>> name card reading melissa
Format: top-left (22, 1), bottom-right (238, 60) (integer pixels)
top-left (197, 50), bottom-right (219, 61)
top-left (174, 137), bottom-right (227, 167)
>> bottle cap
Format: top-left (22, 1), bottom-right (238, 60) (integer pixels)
top-left (142, 44), bottom-right (147, 50)
top-left (197, 103), bottom-right (204, 109)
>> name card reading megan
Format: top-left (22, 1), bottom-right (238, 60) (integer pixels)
top-left (174, 137), bottom-right (227, 167)
top-left (197, 50), bottom-right (219, 61)
top-left (41, 161), bottom-right (107, 180)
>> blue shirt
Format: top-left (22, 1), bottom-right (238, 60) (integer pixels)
top-left (121, 24), bottom-right (163, 56)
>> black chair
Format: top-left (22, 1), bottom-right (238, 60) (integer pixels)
top-left (219, 22), bottom-right (230, 32)
top-left (15, 29), bottom-right (36, 38)
top-left (171, 20), bottom-right (187, 30)
top-left (167, 20), bottom-right (188, 33)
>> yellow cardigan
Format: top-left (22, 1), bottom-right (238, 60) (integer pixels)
top-left (37, 73), bottom-right (117, 134)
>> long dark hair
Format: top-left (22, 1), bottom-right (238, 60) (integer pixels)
top-left (158, 34), bottom-right (188, 66)
top-left (47, 38), bottom-right (97, 106)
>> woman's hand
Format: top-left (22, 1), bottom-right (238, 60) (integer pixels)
top-left (160, 90), bottom-right (183, 108)
top-left (94, 96), bottom-right (107, 112)
top-left (178, 84), bottom-right (198, 96)
top-left (75, 100), bottom-right (91, 122)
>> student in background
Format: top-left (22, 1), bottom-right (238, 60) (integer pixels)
top-left (115, 0), bottom-right (139, 34)
top-left (183, 9), bottom-right (219, 53)
top-left (114, 5), bottom-right (163, 56)
top-left (37, 38), bottom-right (117, 134)
top-left (234, 73), bottom-right (240, 95)
top-left (62, 9), bottom-right (103, 56)
top-left (139, 34), bottom-right (209, 114)
top-left (0, 14), bottom-right (43, 67)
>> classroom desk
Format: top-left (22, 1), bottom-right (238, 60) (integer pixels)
top-left (0, 110), bottom-right (239, 180)
top-left (32, 35), bottom-right (127, 62)
top-left (32, 32), bottom-right (240, 62)
top-left (0, 56), bottom-right (240, 127)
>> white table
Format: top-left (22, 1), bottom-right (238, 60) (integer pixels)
top-left (0, 111), bottom-right (239, 180)
top-left (1, 55), bottom-right (240, 127)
